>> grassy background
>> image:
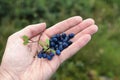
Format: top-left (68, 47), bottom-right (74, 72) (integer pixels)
top-left (0, 0), bottom-right (120, 80)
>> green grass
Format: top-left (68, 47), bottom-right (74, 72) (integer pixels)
top-left (0, 0), bottom-right (120, 80)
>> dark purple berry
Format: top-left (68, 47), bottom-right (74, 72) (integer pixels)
top-left (56, 34), bottom-right (61, 39)
top-left (68, 33), bottom-right (75, 39)
top-left (52, 38), bottom-right (58, 42)
top-left (68, 41), bottom-right (72, 45)
top-left (63, 36), bottom-right (69, 42)
top-left (50, 53), bottom-right (55, 57)
top-left (51, 47), bottom-right (55, 50)
top-left (58, 45), bottom-right (63, 51)
top-left (56, 50), bottom-right (61, 55)
top-left (47, 55), bottom-right (52, 60)
top-left (37, 53), bottom-right (43, 58)
top-left (61, 33), bottom-right (66, 38)
top-left (60, 37), bottom-right (64, 41)
top-left (58, 42), bottom-right (62, 45)
top-left (43, 53), bottom-right (47, 58)
top-left (63, 42), bottom-right (68, 48)
top-left (50, 42), bottom-right (55, 47)
top-left (55, 44), bottom-right (59, 48)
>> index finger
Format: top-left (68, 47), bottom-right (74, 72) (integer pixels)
top-left (45, 16), bottom-right (82, 37)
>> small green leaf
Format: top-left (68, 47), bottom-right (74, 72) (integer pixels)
top-left (46, 39), bottom-right (50, 46)
top-left (23, 40), bottom-right (29, 45)
top-left (22, 35), bottom-right (29, 45)
top-left (22, 35), bottom-right (29, 41)
top-left (50, 49), bottom-right (56, 54)
top-left (43, 46), bottom-right (48, 50)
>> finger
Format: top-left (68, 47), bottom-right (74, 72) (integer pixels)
top-left (59, 34), bottom-right (91, 63)
top-left (72, 25), bottom-right (98, 42)
top-left (45, 16), bottom-right (82, 37)
top-left (19, 23), bottom-right (46, 39)
top-left (65, 18), bottom-right (95, 35)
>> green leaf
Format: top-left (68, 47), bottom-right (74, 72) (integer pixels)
top-left (23, 40), bottom-right (29, 45)
top-left (43, 46), bottom-right (48, 51)
top-left (22, 35), bottom-right (29, 45)
top-left (50, 49), bottom-right (56, 54)
top-left (22, 35), bottom-right (29, 41)
top-left (46, 39), bottom-right (50, 46)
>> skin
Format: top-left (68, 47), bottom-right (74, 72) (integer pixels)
top-left (0, 16), bottom-right (98, 80)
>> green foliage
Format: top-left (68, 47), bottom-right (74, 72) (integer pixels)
top-left (22, 35), bottom-right (29, 45)
top-left (0, 0), bottom-right (120, 79)
top-left (50, 49), bottom-right (56, 54)
top-left (46, 39), bottom-right (50, 46)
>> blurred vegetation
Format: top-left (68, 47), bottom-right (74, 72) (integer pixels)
top-left (0, 0), bottom-right (120, 80)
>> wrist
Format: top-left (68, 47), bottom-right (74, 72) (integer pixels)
top-left (0, 66), bottom-right (19, 80)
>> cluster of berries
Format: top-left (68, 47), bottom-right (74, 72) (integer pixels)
top-left (37, 33), bottom-right (75, 60)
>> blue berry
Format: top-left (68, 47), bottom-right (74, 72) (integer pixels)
top-left (68, 41), bottom-right (72, 45)
top-left (68, 33), bottom-right (75, 39)
top-left (58, 42), bottom-right (62, 45)
top-left (56, 50), bottom-right (61, 55)
top-left (58, 45), bottom-right (63, 51)
top-left (63, 42), bottom-right (68, 48)
top-left (51, 47), bottom-right (55, 50)
top-left (50, 53), bottom-right (55, 57)
top-left (47, 55), bottom-right (52, 60)
top-left (43, 53), bottom-right (47, 58)
top-left (56, 34), bottom-right (61, 39)
top-left (37, 53), bottom-right (43, 58)
top-left (60, 37), bottom-right (64, 41)
top-left (61, 33), bottom-right (66, 38)
top-left (52, 38), bottom-right (58, 42)
top-left (55, 44), bottom-right (59, 48)
top-left (50, 42), bottom-right (55, 47)
top-left (63, 36), bottom-right (69, 42)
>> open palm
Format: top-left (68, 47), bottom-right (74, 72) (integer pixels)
top-left (1, 16), bottom-right (98, 80)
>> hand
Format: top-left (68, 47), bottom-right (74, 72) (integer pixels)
top-left (0, 16), bottom-right (98, 80)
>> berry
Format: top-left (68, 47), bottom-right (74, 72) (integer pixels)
top-left (50, 42), bottom-right (55, 47)
top-left (56, 34), bottom-right (61, 39)
top-left (56, 50), bottom-right (61, 55)
top-left (58, 42), bottom-right (62, 45)
top-left (47, 55), bottom-right (52, 60)
top-left (63, 36), bottom-right (69, 42)
top-left (63, 42), bottom-right (68, 48)
top-left (37, 53), bottom-right (43, 58)
top-left (51, 47), bottom-right (55, 50)
top-left (60, 37), bottom-right (64, 41)
top-left (43, 53), bottom-right (47, 58)
top-left (53, 38), bottom-right (58, 42)
top-left (55, 44), bottom-right (59, 48)
top-left (58, 45), bottom-right (63, 51)
top-left (50, 53), bottom-right (55, 57)
top-left (61, 33), bottom-right (66, 38)
top-left (68, 41), bottom-right (72, 45)
top-left (68, 33), bottom-right (75, 39)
